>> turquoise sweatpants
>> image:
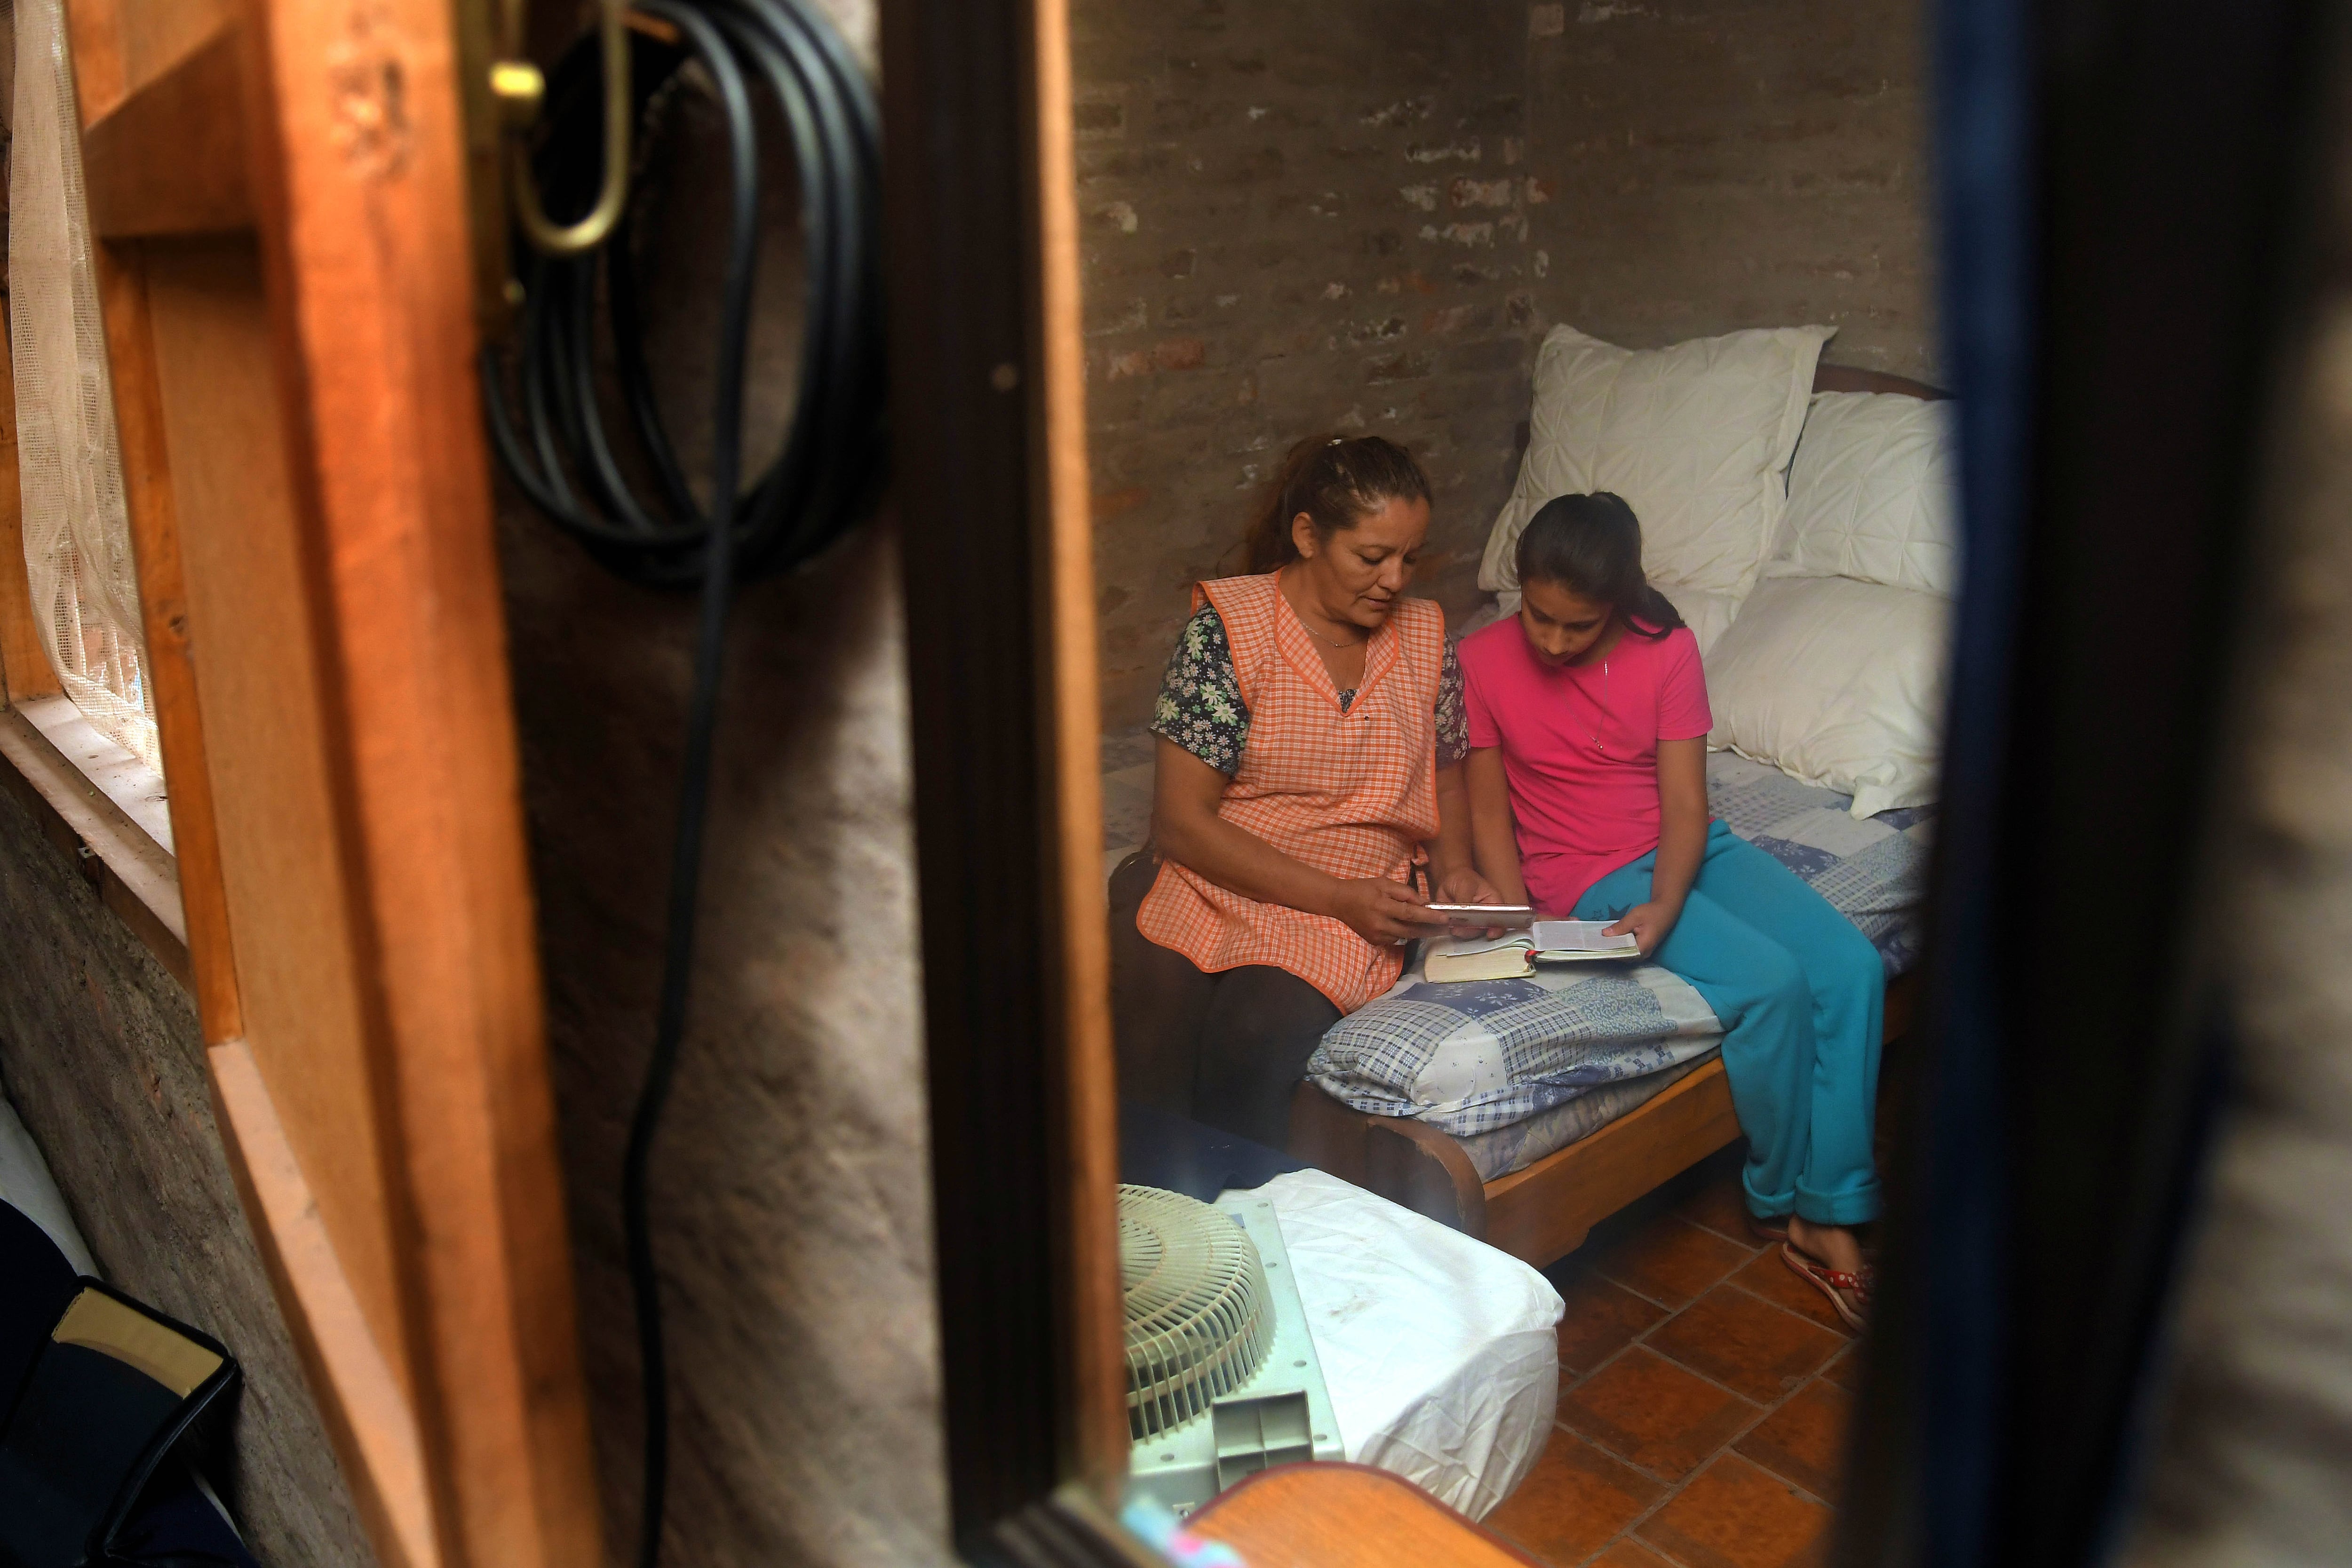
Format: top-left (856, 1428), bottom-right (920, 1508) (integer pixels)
top-left (1573, 819), bottom-right (1885, 1226)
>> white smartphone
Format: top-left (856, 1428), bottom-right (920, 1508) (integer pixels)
top-left (1424, 903), bottom-right (1537, 931)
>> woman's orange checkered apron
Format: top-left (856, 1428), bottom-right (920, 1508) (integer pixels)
top-left (1137, 572), bottom-right (1444, 1014)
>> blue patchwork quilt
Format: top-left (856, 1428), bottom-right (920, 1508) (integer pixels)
top-left (1303, 753), bottom-right (1933, 1148)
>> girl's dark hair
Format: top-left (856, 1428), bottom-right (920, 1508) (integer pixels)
top-left (1243, 434), bottom-right (1432, 573)
top-left (1513, 492), bottom-right (1684, 640)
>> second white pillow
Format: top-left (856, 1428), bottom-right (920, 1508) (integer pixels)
top-left (1772, 391), bottom-right (1959, 597)
top-left (1704, 575), bottom-right (1949, 819)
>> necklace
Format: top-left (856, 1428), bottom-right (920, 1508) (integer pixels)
top-left (1564, 656), bottom-right (1612, 754)
top-left (1300, 617), bottom-right (1368, 649)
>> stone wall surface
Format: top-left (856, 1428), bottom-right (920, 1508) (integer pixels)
top-left (499, 516), bottom-right (951, 1568)
top-left (0, 786), bottom-right (370, 1565)
top-left (491, 1), bottom-right (951, 1555)
top-left (1073, 0), bottom-right (1937, 729)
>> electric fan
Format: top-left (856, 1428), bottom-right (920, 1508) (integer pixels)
top-left (1119, 1185), bottom-right (1342, 1513)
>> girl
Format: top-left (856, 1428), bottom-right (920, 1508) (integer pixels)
top-left (1458, 493), bottom-right (1883, 1329)
top-left (1111, 433), bottom-right (1502, 1149)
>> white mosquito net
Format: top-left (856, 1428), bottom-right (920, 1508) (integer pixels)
top-left (8, 0), bottom-right (161, 772)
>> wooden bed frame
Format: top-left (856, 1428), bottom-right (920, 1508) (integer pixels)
top-left (1284, 358), bottom-right (1945, 1270)
top-left (1287, 970), bottom-right (1918, 1267)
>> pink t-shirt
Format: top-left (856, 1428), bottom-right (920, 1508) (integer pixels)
top-left (1459, 615), bottom-right (1713, 914)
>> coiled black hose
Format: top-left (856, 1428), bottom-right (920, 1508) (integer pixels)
top-left (477, 5), bottom-right (884, 1564)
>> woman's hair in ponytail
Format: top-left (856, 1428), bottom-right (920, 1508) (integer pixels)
top-left (1243, 433), bottom-right (1432, 574)
top-left (1512, 492), bottom-right (1685, 640)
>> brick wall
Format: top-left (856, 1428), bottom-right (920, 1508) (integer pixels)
top-left (1071, 0), bottom-right (1549, 727)
top-left (1073, 0), bottom-right (1935, 730)
top-left (1524, 0), bottom-right (1937, 380)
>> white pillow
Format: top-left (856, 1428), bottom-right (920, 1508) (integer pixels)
top-left (1653, 582), bottom-right (1743, 658)
top-left (1703, 576), bottom-right (1949, 818)
top-left (1771, 391), bottom-right (1959, 597)
top-left (1479, 323), bottom-right (1835, 600)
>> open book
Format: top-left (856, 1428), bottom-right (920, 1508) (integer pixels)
top-left (1422, 920), bottom-right (1641, 982)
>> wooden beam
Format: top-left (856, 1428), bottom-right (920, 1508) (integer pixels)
top-left (67, 0), bottom-right (247, 130)
top-left (233, 0), bottom-right (603, 1554)
top-left (140, 231), bottom-right (417, 1417)
top-left (98, 240), bottom-right (244, 1041)
top-left (1026, 0), bottom-right (1126, 1501)
top-left (61, 0), bottom-right (127, 126)
top-left (55, 1), bottom-right (598, 1559)
top-left (80, 21), bottom-right (252, 239)
top-left (211, 1038), bottom-right (437, 1568)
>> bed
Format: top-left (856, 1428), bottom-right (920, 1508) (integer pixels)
top-left (1283, 353), bottom-right (1950, 1268)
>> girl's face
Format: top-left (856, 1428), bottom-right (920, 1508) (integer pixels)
top-left (1292, 494), bottom-right (1430, 629)
top-left (1518, 577), bottom-right (1614, 666)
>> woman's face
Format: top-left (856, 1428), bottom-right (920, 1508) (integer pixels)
top-left (1518, 577), bottom-right (1614, 667)
top-left (1291, 494), bottom-right (1431, 629)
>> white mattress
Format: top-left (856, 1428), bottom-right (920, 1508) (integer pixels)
top-left (1249, 1167), bottom-right (1563, 1520)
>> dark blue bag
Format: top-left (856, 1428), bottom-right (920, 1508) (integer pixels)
top-left (0, 1202), bottom-right (255, 1568)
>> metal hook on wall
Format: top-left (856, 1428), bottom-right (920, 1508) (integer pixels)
top-left (487, 0), bottom-right (632, 256)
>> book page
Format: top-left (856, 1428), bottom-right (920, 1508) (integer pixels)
top-left (1531, 919), bottom-right (1640, 954)
top-left (1427, 933), bottom-right (1535, 960)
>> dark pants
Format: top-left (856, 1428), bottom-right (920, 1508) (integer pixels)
top-left (1110, 851), bottom-right (1341, 1151)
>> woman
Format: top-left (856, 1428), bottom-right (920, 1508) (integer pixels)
top-left (1112, 434), bottom-right (1501, 1149)
top-left (1459, 493), bottom-right (1883, 1329)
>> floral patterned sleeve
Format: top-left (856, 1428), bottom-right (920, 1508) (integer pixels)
top-left (1150, 605), bottom-right (1250, 775)
top-left (1150, 605), bottom-right (1468, 774)
top-left (1436, 639), bottom-right (1469, 768)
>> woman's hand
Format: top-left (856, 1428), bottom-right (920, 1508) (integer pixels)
top-left (1605, 898), bottom-right (1684, 958)
top-left (1329, 878), bottom-right (1449, 947)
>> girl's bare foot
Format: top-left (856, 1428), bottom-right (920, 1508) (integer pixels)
top-left (1786, 1215), bottom-right (1865, 1276)
top-left (1783, 1216), bottom-right (1873, 1331)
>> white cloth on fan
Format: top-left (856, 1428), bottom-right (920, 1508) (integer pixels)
top-left (0, 1088), bottom-right (98, 1276)
top-left (1248, 1168), bottom-right (1562, 1521)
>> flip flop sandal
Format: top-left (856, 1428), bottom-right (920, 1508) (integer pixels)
top-left (1781, 1243), bottom-right (1873, 1333)
top-left (1748, 1215), bottom-right (1790, 1245)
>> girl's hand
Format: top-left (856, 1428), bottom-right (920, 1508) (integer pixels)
top-left (1434, 867), bottom-right (1508, 937)
top-left (1331, 878), bottom-right (1449, 946)
top-left (1435, 867), bottom-right (1505, 907)
top-left (1605, 899), bottom-right (1683, 957)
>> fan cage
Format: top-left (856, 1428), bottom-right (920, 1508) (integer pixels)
top-left (1120, 1184), bottom-right (1277, 1441)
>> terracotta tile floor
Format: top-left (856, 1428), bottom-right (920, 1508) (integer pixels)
top-left (1484, 1146), bottom-right (1864, 1568)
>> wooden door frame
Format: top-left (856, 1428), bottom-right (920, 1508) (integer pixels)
top-left (881, 0), bottom-right (1129, 1556)
top-left (55, 2), bottom-right (602, 1564)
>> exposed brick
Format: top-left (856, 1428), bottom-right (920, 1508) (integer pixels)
top-left (1093, 485), bottom-right (1151, 520)
top-left (1073, 99), bottom-right (1127, 138)
top-left (1070, 0), bottom-right (1931, 730)
top-left (1365, 350), bottom-right (1436, 384)
top-left (1451, 176), bottom-right (1518, 208)
top-left (1424, 302), bottom-right (1498, 337)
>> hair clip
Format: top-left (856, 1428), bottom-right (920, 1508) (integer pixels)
top-left (1328, 437), bottom-right (1344, 446)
